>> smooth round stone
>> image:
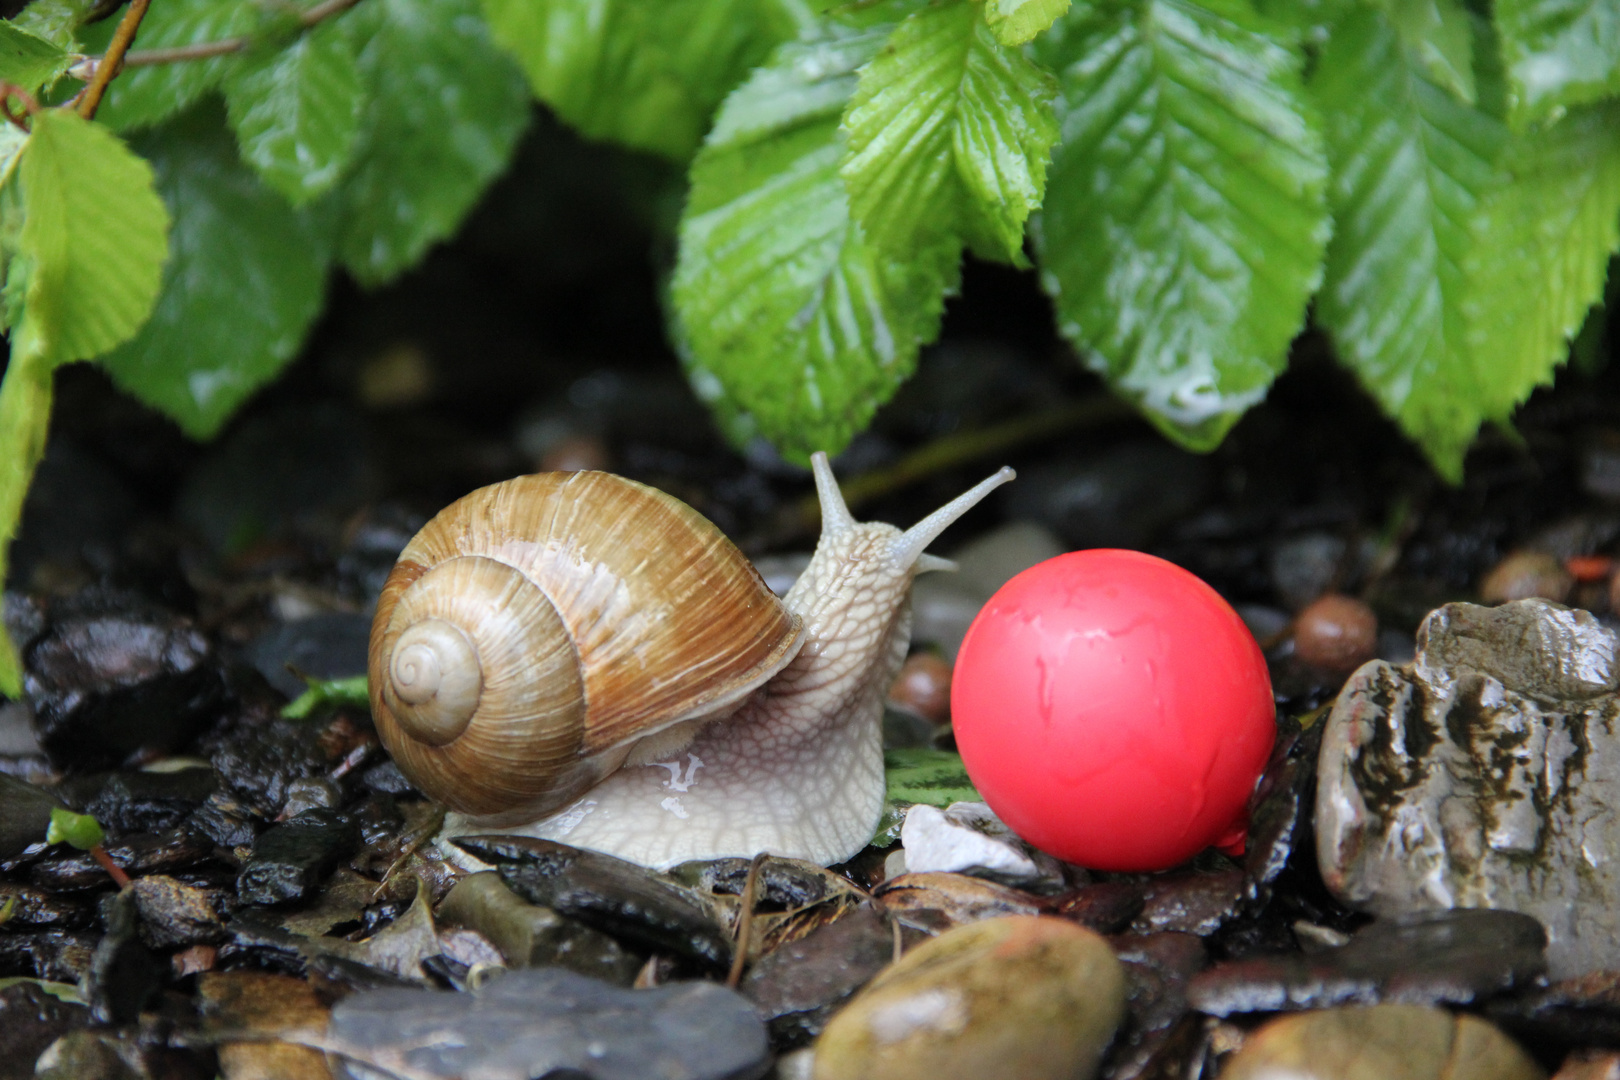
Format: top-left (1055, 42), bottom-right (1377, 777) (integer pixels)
top-left (813, 915), bottom-right (1125, 1080)
top-left (1222, 1005), bottom-right (1545, 1080)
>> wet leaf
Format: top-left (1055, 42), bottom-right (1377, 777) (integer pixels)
top-left (88, 0), bottom-right (262, 132)
top-left (0, 21), bottom-right (70, 95)
top-left (984, 0), bottom-right (1074, 45)
top-left (1497, 0), bottom-right (1620, 130)
top-left (884, 747), bottom-right (981, 807)
top-left (46, 808), bottom-right (104, 851)
top-left (1034, 0), bottom-right (1329, 451)
top-left (282, 673), bottom-right (371, 720)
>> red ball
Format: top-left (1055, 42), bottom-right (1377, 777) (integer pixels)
top-left (952, 550), bottom-right (1275, 872)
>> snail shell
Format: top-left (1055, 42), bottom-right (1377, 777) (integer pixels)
top-left (368, 471), bottom-right (805, 824)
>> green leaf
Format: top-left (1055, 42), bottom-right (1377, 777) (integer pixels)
top-left (12, 0), bottom-right (99, 50)
top-left (99, 108), bottom-right (331, 440)
top-left (0, 348), bottom-right (50, 696)
top-left (12, 108), bottom-right (170, 367)
top-left (335, 0), bottom-right (530, 286)
top-left (1313, 6), bottom-right (1508, 479)
top-left (90, 0), bottom-right (262, 132)
top-left (1033, 0), bottom-right (1330, 450)
top-left (841, 0), bottom-right (1059, 265)
top-left (884, 747), bottom-right (982, 806)
top-left (1462, 103), bottom-right (1620, 426)
top-left (672, 26), bottom-right (959, 460)
top-left (45, 807), bottom-right (104, 850)
top-left (0, 21), bottom-right (70, 94)
top-left (1371, 0), bottom-right (1476, 103)
top-left (282, 673), bottom-right (370, 719)
top-left (1497, 0), bottom-right (1620, 130)
top-left (984, 0), bottom-right (1073, 45)
top-left (481, 0), bottom-right (804, 160)
top-left (224, 19), bottom-right (364, 205)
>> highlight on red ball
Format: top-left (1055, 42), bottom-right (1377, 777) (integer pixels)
top-left (951, 549), bottom-right (1276, 872)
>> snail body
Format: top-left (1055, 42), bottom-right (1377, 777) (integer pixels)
top-left (373, 455), bottom-right (1014, 868)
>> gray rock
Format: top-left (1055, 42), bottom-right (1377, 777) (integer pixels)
top-left (325, 967), bottom-right (771, 1080)
top-left (898, 802), bottom-right (1061, 888)
top-left (1317, 598), bottom-right (1620, 979)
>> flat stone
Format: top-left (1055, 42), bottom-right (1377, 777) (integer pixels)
top-left (1130, 869), bottom-right (1246, 936)
top-left (23, 599), bottom-right (225, 770)
top-left (438, 872), bottom-right (641, 986)
top-left (325, 967), bottom-right (771, 1080)
top-left (84, 767), bottom-right (217, 834)
top-left (1317, 599), bottom-right (1620, 978)
top-left (873, 872), bottom-right (1042, 934)
top-left (742, 903), bottom-right (894, 1049)
top-left (197, 971), bottom-right (330, 1043)
top-left (1050, 881), bottom-right (1145, 934)
top-left (0, 882), bottom-right (93, 929)
top-left (1188, 909), bottom-right (1546, 1016)
top-left (237, 808), bottom-right (359, 906)
top-left (1220, 1004), bottom-right (1544, 1080)
top-left (1105, 932), bottom-right (1208, 1080)
top-left (30, 827), bottom-right (214, 889)
top-left (813, 915), bottom-right (1125, 1080)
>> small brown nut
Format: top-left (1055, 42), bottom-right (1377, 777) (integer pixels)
top-left (1292, 593), bottom-right (1378, 674)
top-left (888, 651), bottom-right (953, 723)
top-left (1480, 550), bottom-right (1574, 605)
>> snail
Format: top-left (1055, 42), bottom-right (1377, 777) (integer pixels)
top-left (370, 452), bottom-right (1014, 869)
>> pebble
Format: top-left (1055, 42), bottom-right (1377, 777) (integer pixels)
top-left (812, 915), bottom-right (1126, 1080)
top-left (874, 872), bottom-right (1042, 934)
top-left (1049, 880), bottom-right (1146, 934)
top-left (325, 967), bottom-right (771, 1080)
top-left (437, 872), bottom-right (642, 986)
top-left (0, 774), bottom-right (63, 859)
top-left (236, 808), bottom-right (360, 907)
top-left (456, 836), bottom-right (733, 969)
top-left (0, 930), bottom-right (97, 983)
top-left (887, 652), bottom-right (952, 723)
top-left (742, 903), bottom-right (895, 1049)
top-left (1188, 909), bottom-right (1547, 1015)
top-left (130, 875), bottom-right (225, 949)
top-left (279, 777), bottom-right (342, 819)
top-left (1220, 1005), bottom-right (1544, 1080)
top-left (23, 599), bottom-right (226, 770)
top-left (1292, 593), bottom-right (1379, 673)
top-left (0, 981), bottom-right (90, 1080)
top-left (1317, 599), bottom-right (1620, 979)
top-left (30, 826), bottom-right (213, 889)
top-left (84, 766), bottom-right (217, 834)
top-left (898, 803), bottom-right (1059, 888)
top-left (1109, 932), bottom-right (1209, 1080)
top-left (1130, 869), bottom-right (1247, 937)
top-left (1480, 551), bottom-right (1574, 604)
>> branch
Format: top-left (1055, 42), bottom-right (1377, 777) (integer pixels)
top-left (77, 0), bottom-right (150, 120)
top-left (91, 0), bottom-right (367, 72)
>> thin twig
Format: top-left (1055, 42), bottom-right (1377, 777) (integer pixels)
top-left (77, 0), bottom-right (150, 120)
top-left (725, 851), bottom-right (770, 989)
top-left (112, 0), bottom-right (367, 69)
top-left (0, 82), bottom-right (38, 132)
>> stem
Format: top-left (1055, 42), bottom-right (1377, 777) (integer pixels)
top-left (114, 0), bottom-right (367, 69)
top-left (91, 844), bottom-right (132, 889)
top-left (0, 352), bottom-right (54, 697)
top-left (77, 0), bottom-right (151, 121)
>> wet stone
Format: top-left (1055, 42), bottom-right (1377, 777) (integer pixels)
top-left (459, 836), bottom-right (732, 969)
top-left (23, 600), bottom-right (226, 770)
top-left (185, 792), bottom-right (259, 850)
top-left (237, 808), bottom-right (360, 907)
top-left (1130, 868), bottom-right (1246, 937)
top-left (0, 981), bottom-right (90, 1080)
top-left (741, 903), bottom-right (894, 1049)
top-left (84, 767), bottom-right (217, 834)
top-left (203, 710), bottom-right (355, 818)
top-left (1105, 932), bottom-right (1208, 1080)
top-left (873, 872), bottom-right (1042, 933)
top-left (1051, 881), bottom-right (1146, 935)
top-left (0, 930), bottom-right (97, 982)
top-left (1220, 1004), bottom-right (1544, 1080)
top-left (898, 802), bottom-right (1063, 889)
top-left (1187, 909), bottom-right (1546, 1016)
top-left (246, 613), bottom-right (372, 700)
top-left (0, 774), bottom-right (64, 859)
top-left (0, 882), bottom-right (95, 928)
top-left (130, 875), bottom-right (225, 948)
top-left (31, 827), bottom-right (213, 889)
top-left (325, 967), bottom-right (772, 1080)
top-left (437, 872), bottom-right (641, 986)
top-left (813, 915), bottom-right (1126, 1080)
top-left (1243, 716), bottom-right (1322, 890)
top-left (34, 1031), bottom-right (145, 1080)
top-left (1316, 599), bottom-right (1620, 978)
top-left (280, 777), bottom-right (342, 820)
top-left (1487, 971), bottom-right (1620, 1051)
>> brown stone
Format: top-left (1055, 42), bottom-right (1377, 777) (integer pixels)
top-left (1222, 1005), bottom-right (1543, 1080)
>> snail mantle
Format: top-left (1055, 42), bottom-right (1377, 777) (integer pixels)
top-left (368, 453), bottom-right (1014, 870)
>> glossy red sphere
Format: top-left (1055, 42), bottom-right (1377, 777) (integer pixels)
top-left (952, 550), bottom-right (1275, 872)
